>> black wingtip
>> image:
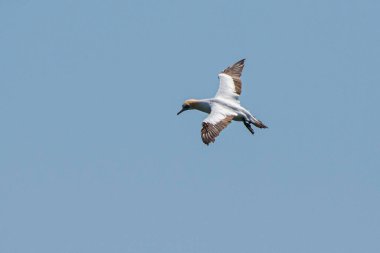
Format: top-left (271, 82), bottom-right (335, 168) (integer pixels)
top-left (237, 58), bottom-right (245, 64)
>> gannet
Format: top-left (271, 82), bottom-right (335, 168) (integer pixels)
top-left (177, 59), bottom-right (268, 145)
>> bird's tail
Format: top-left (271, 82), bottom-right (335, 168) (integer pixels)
top-left (250, 116), bottom-right (268, 129)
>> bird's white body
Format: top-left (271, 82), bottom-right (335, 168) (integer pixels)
top-left (178, 59), bottom-right (267, 145)
top-left (189, 98), bottom-right (255, 123)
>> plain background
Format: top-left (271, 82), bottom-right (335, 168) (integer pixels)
top-left (1, 0), bottom-right (379, 252)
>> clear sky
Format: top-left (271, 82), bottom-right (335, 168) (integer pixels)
top-left (1, 0), bottom-right (379, 252)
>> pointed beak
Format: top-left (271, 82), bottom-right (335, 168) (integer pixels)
top-left (177, 108), bottom-right (186, 115)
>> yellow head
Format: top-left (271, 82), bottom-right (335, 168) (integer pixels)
top-left (177, 99), bottom-right (198, 115)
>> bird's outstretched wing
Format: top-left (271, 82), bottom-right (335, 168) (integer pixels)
top-left (215, 59), bottom-right (245, 102)
top-left (201, 104), bottom-right (237, 145)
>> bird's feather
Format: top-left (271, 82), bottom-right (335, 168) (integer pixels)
top-left (215, 59), bottom-right (245, 102)
top-left (201, 104), bottom-right (237, 145)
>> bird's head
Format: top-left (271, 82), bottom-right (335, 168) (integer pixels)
top-left (177, 99), bottom-right (197, 115)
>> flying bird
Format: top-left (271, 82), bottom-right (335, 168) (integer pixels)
top-left (177, 59), bottom-right (268, 145)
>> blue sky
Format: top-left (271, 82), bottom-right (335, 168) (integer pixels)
top-left (1, 0), bottom-right (379, 252)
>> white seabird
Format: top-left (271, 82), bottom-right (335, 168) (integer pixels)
top-left (177, 59), bottom-right (268, 145)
